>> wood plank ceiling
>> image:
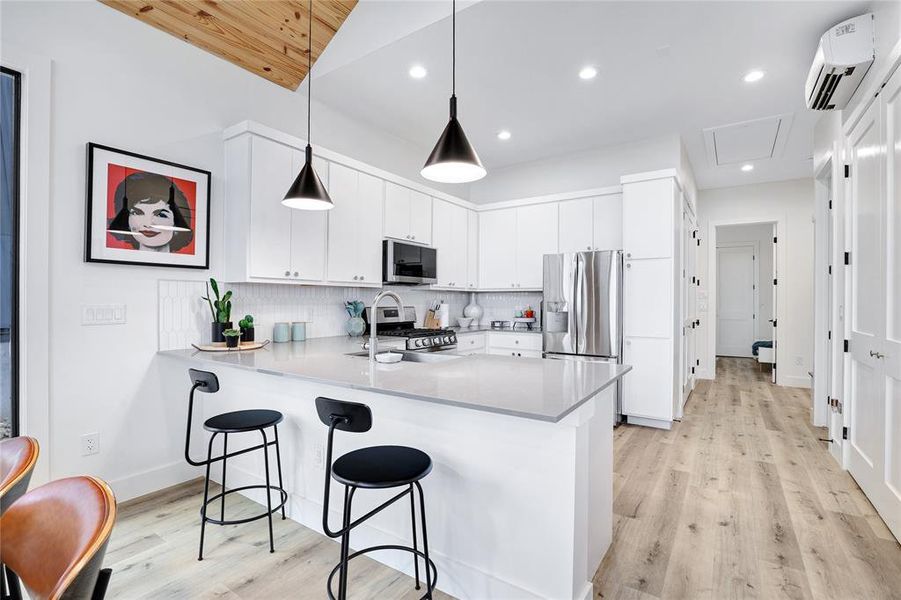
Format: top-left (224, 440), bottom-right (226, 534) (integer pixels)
top-left (99, 0), bottom-right (358, 90)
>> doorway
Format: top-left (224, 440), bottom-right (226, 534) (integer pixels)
top-left (0, 67), bottom-right (20, 439)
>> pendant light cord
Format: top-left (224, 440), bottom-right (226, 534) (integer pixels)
top-left (308, 0), bottom-right (313, 147)
top-left (452, 0), bottom-right (455, 97)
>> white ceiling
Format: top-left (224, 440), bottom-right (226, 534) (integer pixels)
top-left (313, 0), bottom-right (870, 193)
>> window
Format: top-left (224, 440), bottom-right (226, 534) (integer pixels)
top-left (1, 67), bottom-right (21, 439)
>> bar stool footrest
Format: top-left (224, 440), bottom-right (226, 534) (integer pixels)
top-left (200, 485), bottom-right (288, 526)
top-left (327, 544), bottom-right (438, 600)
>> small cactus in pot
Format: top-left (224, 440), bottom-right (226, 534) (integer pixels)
top-left (239, 314), bottom-right (255, 342)
top-left (223, 328), bottom-right (241, 348)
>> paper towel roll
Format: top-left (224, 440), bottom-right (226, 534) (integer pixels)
top-left (438, 303), bottom-right (450, 328)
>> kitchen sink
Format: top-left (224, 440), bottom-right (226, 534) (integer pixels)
top-left (345, 350), bottom-right (462, 363)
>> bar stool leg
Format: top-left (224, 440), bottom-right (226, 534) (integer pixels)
top-left (198, 432), bottom-right (218, 561)
top-left (415, 481), bottom-right (433, 599)
top-left (273, 424), bottom-right (286, 520)
top-left (337, 486), bottom-right (355, 600)
top-left (220, 433), bottom-right (228, 524)
top-left (409, 484), bottom-right (421, 590)
top-left (260, 428), bottom-right (275, 553)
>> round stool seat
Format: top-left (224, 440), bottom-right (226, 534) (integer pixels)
top-left (332, 445), bottom-right (432, 489)
top-left (203, 409), bottom-right (284, 433)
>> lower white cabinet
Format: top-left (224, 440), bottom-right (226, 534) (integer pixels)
top-left (486, 332), bottom-right (542, 357)
top-left (456, 332), bottom-right (486, 355)
top-left (622, 337), bottom-right (674, 421)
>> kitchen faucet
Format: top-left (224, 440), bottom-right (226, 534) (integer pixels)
top-left (368, 290), bottom-right (404, 362)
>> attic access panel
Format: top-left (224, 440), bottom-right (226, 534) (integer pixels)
top-left (703, 114), bottom-right (793, 167)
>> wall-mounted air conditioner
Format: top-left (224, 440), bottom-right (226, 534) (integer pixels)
top-left (805, 13), bottom-right (874, 110)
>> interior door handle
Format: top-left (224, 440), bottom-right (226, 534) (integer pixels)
top-left (869, 350), bottom-right (885, 359)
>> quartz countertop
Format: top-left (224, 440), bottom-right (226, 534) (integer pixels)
top-left (158, 336), bottom-right (629, 423)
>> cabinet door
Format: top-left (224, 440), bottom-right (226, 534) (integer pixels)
top-left (409, 190), bottom-right (432, 245)
top-left (249, 137), bottom-right (293, 278)
top-left (623, 258), bottom-right (673, 338)
top-left (383, 182), bottom-right (410, 241)
top-left (622, 178), bottom-right (674, 259)
top-left (479, 209), bottom-right (517, 289)
top-left (289, 154), bottom-right (328, 281)
top-left (516, 203), bottom-right (559, 289)
top-left (356, 171), bottom-right (384, 284)
top-left (432, 199), bottom-right (455, 287)
top-left (593, 193), bottom-right (623, 251)
top-left (466, 210), bottom-right (479, 289)
top-left (623, 337), bottom-right (673, 420)
top-left (559, 198), bottom-right (594, 253)
top-left (326, 163), bottom-right (360, 283)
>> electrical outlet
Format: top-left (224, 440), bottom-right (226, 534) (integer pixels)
top-left (82, 304), bottom-right (126, 326)
top-left (313, 442), bottom-right (325, 470)
top-left (81, 432), bottom-right (100, 456)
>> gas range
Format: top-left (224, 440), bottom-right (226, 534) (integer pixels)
top-left (363, 306), bottom-right (458, 351)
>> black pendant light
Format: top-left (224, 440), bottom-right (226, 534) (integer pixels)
top-left (283, 0), bottom-right (333, 210)
top-left (421, 0), bottom-right (486, 183)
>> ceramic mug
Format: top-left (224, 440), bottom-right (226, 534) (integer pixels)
top-left (292, 322), bottom-right (307, 341)
top-left (273, 322), bottom-right (291, 343)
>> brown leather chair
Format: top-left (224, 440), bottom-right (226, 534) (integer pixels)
top-left (0, 476), bottom-right (117, 600)
top-left (0, 436), bottom-right (40, 514)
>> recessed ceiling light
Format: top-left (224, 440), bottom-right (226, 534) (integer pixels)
top-left (743, 69), bottom-right (765, 83)
top-left (497, 130), bottom-right (512, 141)
top-left (579, 66), bottom-right (598, 80)
top-left (741, 164), bottom-right (754, 172)
top-left (409, 65), bottom-right (428, 79)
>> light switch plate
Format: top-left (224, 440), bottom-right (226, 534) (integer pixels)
top-left (82, 304), bottom-right (127, 326)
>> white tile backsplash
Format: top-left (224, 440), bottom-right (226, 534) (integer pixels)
top-left (157, 281), bottom-right (542, 351)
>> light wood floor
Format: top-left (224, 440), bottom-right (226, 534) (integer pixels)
top-left (594, 357), bottom-right (901, 600)
top-left (107, 358), bottom-right (901, 599)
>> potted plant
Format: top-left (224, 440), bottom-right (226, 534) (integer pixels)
top-left (202, 278), bottom-right (232, 343)
top-left (223, 328), bottom-right (241, 349)
top-left (239, 314), bottom-right (255, 342)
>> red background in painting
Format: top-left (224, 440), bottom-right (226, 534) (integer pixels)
top-left (105, 163), bottom-right (198, 255)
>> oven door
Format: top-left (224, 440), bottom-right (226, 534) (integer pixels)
top-left (383, 240), bottom-right (437, 284)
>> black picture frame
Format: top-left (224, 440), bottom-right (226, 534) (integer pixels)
top-left (84, 142), bottom-right (211, 269)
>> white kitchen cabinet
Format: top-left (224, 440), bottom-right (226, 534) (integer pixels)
top-left (456, 332), bottom-right (486, 355)
top-left (327, 163), bottom-right (383, 285)
top-left (559, 194), bottom-right (623, 254)
top-left (432, 199), bottom-right (468, 289)
top-left (479, 209), bottom-right (518, 289)
top-left (247, 136), bottom-right (295, 279)
top-left (466, 210), bottom-right (479, 289)
top-left (622, 337), bottom-right (673, 421)
top-left (384, 181), bottom-right (432, 245)
top-left (487, 332), bottom-right (542, 352)
top-left (559, 198), bottom-right (594, 253)
top-left (516, 203), bottom-right (559, 289)
top-left (289, 155), bottom-right (328, 281)
top-left (623, 258), bottom-right (673, 338)
top-left (623, 178), bottom-right (674, 259)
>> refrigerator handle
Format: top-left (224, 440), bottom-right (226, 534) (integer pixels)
top-left (573, 253), bottom-right (584, 354)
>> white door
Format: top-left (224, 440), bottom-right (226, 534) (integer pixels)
top-left (289, 154), bottom-right (328, 281)
top-left (716, 244), bottom-right (756, 357)
top-left (847, 70), bottom-right (901, 541)
top-left (249, 136), bottom-right (293, 279)
top-left (515, 203), bottom-right (559, 289)
top-left (409, 190), bottom-right (432, 245)
top-left (558, 198), bottom-right (593, 253)
top-left (479, 209), bottom-right (517, 289)
top-left (593, 193), bottom-right (623, 251)
top-left (771, 226), bottom-right (778, 383)
top-left (383, 182), bottom-right (410, 241)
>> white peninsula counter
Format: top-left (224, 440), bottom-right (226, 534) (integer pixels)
top-left (158, 336), bottom-right (629, 599)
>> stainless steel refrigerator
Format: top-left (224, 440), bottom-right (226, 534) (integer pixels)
top-left (542, 250), bottom-right (623, 423)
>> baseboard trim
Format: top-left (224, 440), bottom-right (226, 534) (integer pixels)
top-left (109, 460), bottom-right (199, 503)
top-left (624, 415), bottom-right (672, 430)
top-left (781, 375), bottom-right (812, 389)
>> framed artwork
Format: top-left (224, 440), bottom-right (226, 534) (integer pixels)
top-left (84, 143), bottom-right (211, 269)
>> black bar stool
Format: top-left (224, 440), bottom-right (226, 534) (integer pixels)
top-left (185, 369), bottom-right (288, 560)
top-left (316, 397), bottom-right (437, 600)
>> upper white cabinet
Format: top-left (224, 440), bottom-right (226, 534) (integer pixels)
top-left (623, 178), bottom-right (674, 259)
top-left (432, 199), bottom-right (468, 288)
top-left (326, 163), bottom-right (383, 285)
top-left (384, 182), bottom-right (432, 245)
top-left (558, 194), bottom-right (623, 254)
top-left (224, 134), bottom-right (327, 283)
top-left (466, 210), bottom-right (479, 289)
top-left (480, 204), bottom-right (558, 289)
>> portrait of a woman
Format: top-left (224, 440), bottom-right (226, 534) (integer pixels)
top-left (107, 171), bottom-right (194, 253)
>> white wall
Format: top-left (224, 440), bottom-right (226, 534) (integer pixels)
top-left (696, 179), bottom-right (815, 388)
top-left (468, 135), bottom-right (680, 203)
top-left (716, 223), bottom-right (775, 341)
top-left (0, 0), bottom-right (470, 500)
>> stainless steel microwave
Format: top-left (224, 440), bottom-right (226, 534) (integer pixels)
top-left (382, 240), bottom-right (437, 285)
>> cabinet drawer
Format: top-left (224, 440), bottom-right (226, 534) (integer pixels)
top-left (490, 348), bottom-right (542, 358)
top-left (457, 333), bottom-right (486, 350)
top-left (487, 332), bottom-right (542, 351)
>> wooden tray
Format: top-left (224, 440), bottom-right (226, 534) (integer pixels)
top-left (191, 340), bottom-right (270, 352)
